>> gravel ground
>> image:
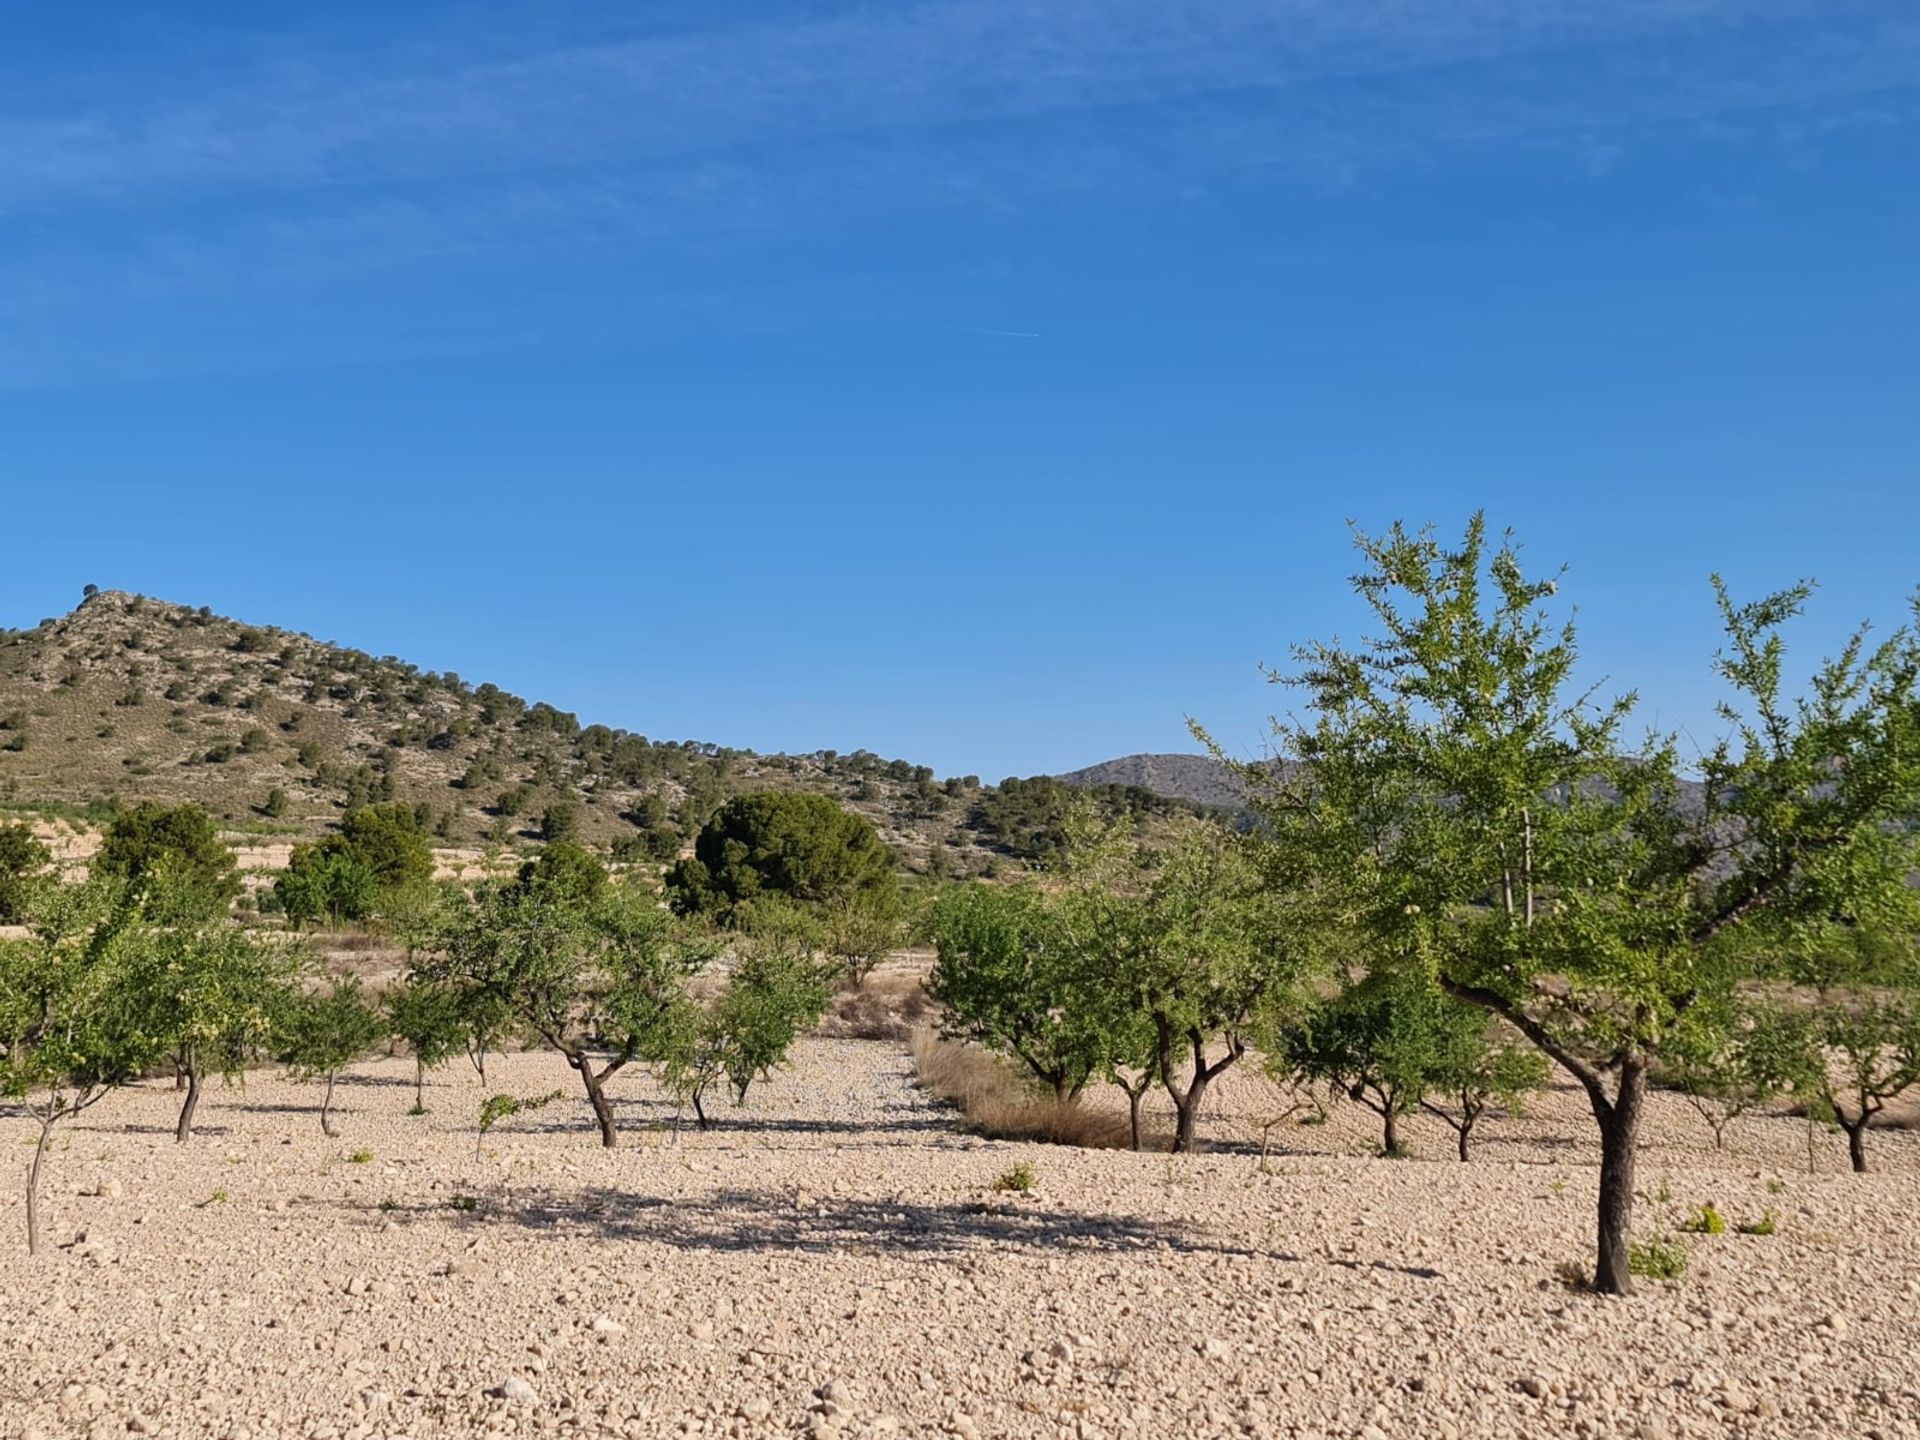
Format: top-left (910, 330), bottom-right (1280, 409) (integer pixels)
top-left (3, 1040), bottom-right (1917, 1440)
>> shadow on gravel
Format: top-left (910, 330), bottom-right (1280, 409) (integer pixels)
top-left (358, 1185), bottom-right (1325, 1265)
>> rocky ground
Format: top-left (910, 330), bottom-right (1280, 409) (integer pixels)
top-left (3, 1040), bottom-right (1916, 1440)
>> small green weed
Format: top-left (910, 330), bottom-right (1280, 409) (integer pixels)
top-left (347, 1149), bottom-right (374, 1165)
top-left (1655, 1175), bottom-right (1672, 1204)
top-left (1680, 1203), bottom-right (1726, 1235)
top-left (1765, 1178), bottom-right (1787, 1196)
top-left (449, 1194), bottom-right (479, 1213)
top-left (992, 1162), bottom-right (1037, 1194)
top-left (1628, 1233), bottom-right (1688, 1281)
top-left (1736, 1208), bottom-right (1778, 1237)
top-left (1548, 1178), bottom-right (1566, 1198)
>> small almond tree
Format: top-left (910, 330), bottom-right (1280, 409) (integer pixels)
top-left (125, 913), bottom-right (298, 1142)
top-left (1237, 517), bottom-right (1920, 1294)
top-left (1767, 924), bottom-right (1920, 1173)
top-left (663, 934), bottom-right (834, 1128)
top-left (277, 978), bottom-right (384, 1137)
top-left (427, 877), bottom-right (702, 1147)
top-left (385, 979), bottom-right (469, 1114)
top-left (1418, 1006), bottom-right (1549, 1163)
top-left (0, 878), bottom-right (161, 1254)
top-left (1663, 990), bottom-right (1797, 1151)
top-left (928, 883), bottom-right (1110, 1104)
top-left (1060, 821), bottom-right (1319, 1154)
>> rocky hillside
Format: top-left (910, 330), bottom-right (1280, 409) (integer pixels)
top-left (0, 591), bottom-right (1209, 877)
top-left (0, 591), bottom-right (1007, 872)
top-left (1056, 752), bottom-right (1276, 810)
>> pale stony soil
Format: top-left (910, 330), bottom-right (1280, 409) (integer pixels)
top-left (4, 1042), bottom-right (1917, 1440)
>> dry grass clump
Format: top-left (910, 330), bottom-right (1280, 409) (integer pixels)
top-left (908, 1029), bottom-right (1135, 1149)
top-left (817, 971), bottom-right (932, 1041)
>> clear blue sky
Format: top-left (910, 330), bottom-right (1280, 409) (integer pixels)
top-left (1, 2), bottom-right (1915, 780)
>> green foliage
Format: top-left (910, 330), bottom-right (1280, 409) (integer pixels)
top-left (1060, 819), bottom-right (1317, 1152)
top-left (1736, 1209), bottom-right (1778, 1236)
top-left (668, 791), bottom-right (897, 926)
top-left (123, 919), bottom-right (298, 1137)
top-left (992, 1161), bottom-right (1037, 1193)
top-left (475, 1088), bottom-right (565, 1158)
top-left (0, 876), bottom-right (168, 1252)
top-left (0, 820), bottom-right (51, 923)
top-left (277, 978), bottom-right (384, 1079)
top-left (540, 800), bottom-right (581, 843)
top-left (347, 1148), bottom-right (373, 1164)
top-left (94, 802), bottom-right (240, 919)
top-left (1628, 1233), bottom-right (1689, 1282)
top-left (662, 930), bottom-right (834, 1125)
top-left (1760, 925), bottom-right (1920, 1172)
top-left (385, 979), bottom-right (467, 1069)
top-left (424, 876), bottom-right (705, 1146)
top-left (338, 803), bottom-right (434, 891)
top-left (276, 843), bottom-right (379, 927)
top-left (276, 803), bottom-right (434, 925)
top-left (1238, 514), bottom-right (1920, 1291)
top-left (260, 787), bottom-right (288, 818)
top-left (1273, 980), bottom-right (1484, 1160)
top-left (1680, 1203), bottom-right (1727, 1235)
top-left (514, 840), bottom-right (608, 906)
top-left (928, 882), bottom-right (1109, 1103)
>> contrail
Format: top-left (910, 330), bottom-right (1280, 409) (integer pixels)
top-left (954, 326), bottom-right (1042, 339)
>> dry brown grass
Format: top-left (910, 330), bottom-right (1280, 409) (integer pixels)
top-left (908, 1029), bottom-right (1139, 1149)
top-left (816, 970), bottom-right (933, 1041)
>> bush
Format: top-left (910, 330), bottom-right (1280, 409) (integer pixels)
top-left (667, 792), bottom-right (896, 924)
top-left (94, 802), bottom-right (241, 918)
top-left (1628, 1233), bottom-right (1689, 1281)
top-left (993, 1162), bottom-right (1037, 1193)
top-left (1680, 1203), bottom-right (1726, 1235)
top-left (0, 821), bottom-right (51, 923)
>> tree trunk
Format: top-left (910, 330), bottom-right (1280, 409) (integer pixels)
top-left (1127, 1089), bottom-right (1144, 1152)
top-left (1841, 1115), bottom-right (1869, 1174)
top-left (175, 1066), bottom-right (203, 1144)
top-left (1591, 1058), bottom-right (1646, 1297)
top-left (25, 1113), bottom-right (56, 1257)
top-left (413, 1058), bottom-right (426, 1114)
top-left (691, 1086), bottom-right (711, 1132)
top-left (1158, 1025), bottom-right (1240, 1155)
top-left (320, 1071), bottom-right (339, 1138)
top-left (578, 1064), bottom-right (618, 1148)
top-left (1170, 1090), bottom-right (1202, 1153)
top-left (1381, 1106), bottom-right (1400, 1157)
top-left (1456, 1120), bottom-right (1471, 1164)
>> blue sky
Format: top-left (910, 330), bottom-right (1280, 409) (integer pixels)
top-left (1, 2), bottom-right (1916, 780)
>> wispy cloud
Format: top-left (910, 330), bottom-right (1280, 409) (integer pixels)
top-left (0, 0), bottom-right (1913, 384)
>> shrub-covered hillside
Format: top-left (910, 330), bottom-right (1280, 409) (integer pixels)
top-left (0, 590), bottom-right (1204, 873)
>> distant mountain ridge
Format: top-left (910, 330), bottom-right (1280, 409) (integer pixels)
top-left (1056, 752), bottom-right (1267, 810)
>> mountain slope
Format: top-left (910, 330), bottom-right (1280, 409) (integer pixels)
top-left (1056, 752), bottom-right (1264, 810)
top-left (0, 590), bottom-right (990, 871)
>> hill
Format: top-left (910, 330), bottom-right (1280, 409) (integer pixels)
top-left (1056, 752), bottom-right (1264, 810)
top-left (0, 590), bottom-right (1200, 876)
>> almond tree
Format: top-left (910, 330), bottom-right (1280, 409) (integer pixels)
top-left (428, 877), bottom-right (701, 1147)
top-left (125, 916), bottom-right (297, 1142)
top-left (1060, 822), bottom-right (1318, 1153)
top-left (928, 883), bottom-right (1110, 1104)
top-left (1768, 924), bottom-right (1920, 1173)
top-left (0, 877), bottom-right (160, 1254)
top-left (277, 978), bottom-right (384, 1137)
top-left (1246, 516), bottom-right (1920, 1293)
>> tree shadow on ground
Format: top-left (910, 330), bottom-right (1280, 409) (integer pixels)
top-left (358, 1184), bottom-right (1317, 1264)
